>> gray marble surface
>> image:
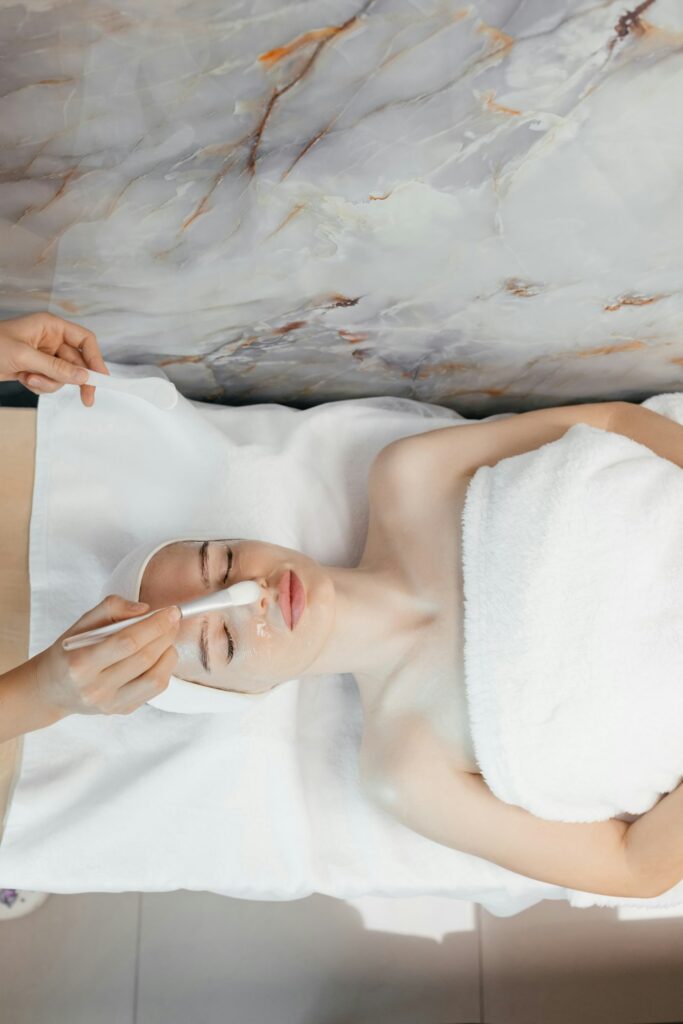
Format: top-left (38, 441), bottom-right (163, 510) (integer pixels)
top-left (1, 0), bottom-right (682, 412)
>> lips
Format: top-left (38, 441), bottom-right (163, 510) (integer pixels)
top-left (278, 570), bottom-right (306, 630)
top-left (290, 571), bottom-right (306, 628)
top-left (278, 571), bottom-right (292, 629)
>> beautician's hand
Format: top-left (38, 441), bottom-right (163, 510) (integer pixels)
top-left (32, 596), bottom-right (181, 717)
top-left (0, 311), bottom-right (109, 407)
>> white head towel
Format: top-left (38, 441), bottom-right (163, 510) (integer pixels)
top-left (103, 536), bottom-right (266, 714)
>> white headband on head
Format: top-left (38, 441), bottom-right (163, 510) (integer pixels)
top-left (103, 536), bottom-right (267, 714)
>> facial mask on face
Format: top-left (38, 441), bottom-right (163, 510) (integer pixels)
top-left (102, 536), bottom-right (267, 713)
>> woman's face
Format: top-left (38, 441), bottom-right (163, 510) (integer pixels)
top-left (139, 539), bottom-right (335, 694)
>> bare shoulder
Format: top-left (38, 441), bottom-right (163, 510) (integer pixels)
top-left (368, 421), bottom-right (473, 510)
top-left (370, 421), bottom-right (470, 481)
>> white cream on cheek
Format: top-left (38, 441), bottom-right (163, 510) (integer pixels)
top-left (240, 616), bottom-right (277, 663)
top-left (173, 636), bottom-right (197, 672)
top-left (172, 607), bottom-right (283, 679)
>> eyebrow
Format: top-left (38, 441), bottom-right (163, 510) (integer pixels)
top-left (200, 617), bottom-right (210, 673)
top-left (200, 541), bottom-right (210, 587)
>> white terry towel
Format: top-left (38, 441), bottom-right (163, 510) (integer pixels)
top-left (0, 365), bottom-right (559, 918)
top-left (5, 371), bottom-right (683, 914)
top-left (462, 418), bottom-right (683, 827)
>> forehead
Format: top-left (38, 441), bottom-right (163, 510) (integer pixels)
top-left (143, 537), bottom-right (275, 581)
top-left (142, 538), bottom-right (235, 576)
top-left (148, 539), bottom-right (186, 565)
top-left (140, 540), bottom-right (191, 585)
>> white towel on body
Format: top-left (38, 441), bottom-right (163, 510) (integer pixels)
top-left (461, 405), bottom-right (683, 907)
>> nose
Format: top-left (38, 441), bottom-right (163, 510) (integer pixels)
top-left (253, 574), bottom-right (279, 614)
top-left (230, 572), bottom-right (288, 634)
top-left (256, 572), bottom-right (293, 630)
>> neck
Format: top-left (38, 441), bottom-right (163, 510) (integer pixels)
top-left (302, 555), bottom-right (439, 716)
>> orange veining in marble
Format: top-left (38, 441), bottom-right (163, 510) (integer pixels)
top-left (271, 203), bottom-right (306, 235)
top-left (158, 354), bottom-right (203, 367)
top-left (483, 90), bottom-right (521, 116)
top-left (604, 293), bottom-right (665, 311)
top-left (505, 278), bottom-right (539, 296)
top-left (275, 321), bottom-right (306, 334)
top-left (577, 340), bottom-right (648, 357)
top-left (338, 329), bottom-right (369, 344)
top-left (409, 361), bottom-right (471, 380)
top-left (259, 27), bottom-right (341, 65)
top-left (476, 22), bottom-right (514, 55)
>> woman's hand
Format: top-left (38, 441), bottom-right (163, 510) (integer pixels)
top-left (31, 595), bottom-right (181, 718)
top-left (0, 311), bottom-right (109, 407)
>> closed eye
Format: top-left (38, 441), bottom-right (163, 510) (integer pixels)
top-left (198, 541), bottom-right (236, 668)
top-left (224, 621), bottom-right (234, 663)
top-left (223, 544), bottom-right (235, 663)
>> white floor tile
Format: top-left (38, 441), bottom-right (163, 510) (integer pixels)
top-left (481, 898), bottom-right (683, 1024)
top-left (0, 892), bottom-right (139, 1024)
top-left (137, 891), bottom-right (481, 1024)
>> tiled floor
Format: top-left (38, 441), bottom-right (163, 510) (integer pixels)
top-left (1, 892), bottom-right (683, 1023)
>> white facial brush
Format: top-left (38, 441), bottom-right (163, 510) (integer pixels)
top-left (82, 369), bottom-right (178, 411)
top-left (61, 580), bottom-right (261, 652)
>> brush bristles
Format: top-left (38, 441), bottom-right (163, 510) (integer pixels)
top-left (225, 580), bottom-right (261, 605)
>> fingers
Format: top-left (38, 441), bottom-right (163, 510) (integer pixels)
top-left (74, 332), bottom-right (108, 377)
top-left (81, 605), bottom-right (181, 672)
top-left (18, 351), bottom-right (91, 404)
top-left (49, 314), bottom-right (106, 373)
top-left (12, 312), bottom-right (107, 408)
top-left (50, 315), bottom-right (109, 406)
top-left (12, 339), bottom-right (87, 388)
top-left (112, 645), bottom-right (179, 715)
top-left (67, 593), bottom-right (148, 635)
top-left (16, 371), bottom-right (61, 395)
top-left (112, 624), bottom-right (178, 683)
top-left (57, 341), bottom-right (95, 407)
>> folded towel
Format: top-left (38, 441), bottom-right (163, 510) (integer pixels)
top-left (462, 419), bottom-right (683, 825)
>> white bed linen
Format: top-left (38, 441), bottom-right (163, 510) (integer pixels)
top-left (3, 367), bottom-right (672, 914)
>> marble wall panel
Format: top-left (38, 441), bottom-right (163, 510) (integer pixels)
top-left (1, 0), bottom-right (682, 412)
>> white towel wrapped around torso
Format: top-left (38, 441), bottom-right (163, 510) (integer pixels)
top-left (461, 420), bottom-right (683, 824)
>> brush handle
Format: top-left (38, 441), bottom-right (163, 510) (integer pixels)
top-left (61, 609), bottom-right (162, 651)
top-left (61, 582), bottom-right (258, 651)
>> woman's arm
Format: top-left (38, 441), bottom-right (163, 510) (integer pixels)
top-left (373, 400), bottom-right (619, 487)
top-left (622, 783), bottom-right (683, 899)
top-left (609, 400), bottom-right (683, 470)
top-left (0, 598), bottom-right (181, 743)
top-left (373, 400), bottom-right (683, 491)
top-left (363, 736), bottom-right (653, 900)
top-left (0, 658), bottom-right (64, 743)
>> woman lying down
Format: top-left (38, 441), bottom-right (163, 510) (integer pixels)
top-left (3, 312), bottom-right (683, 908)
top-left (135, 405), bottom-right (683, 906)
